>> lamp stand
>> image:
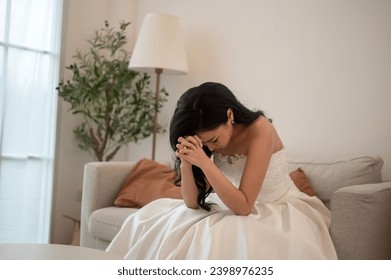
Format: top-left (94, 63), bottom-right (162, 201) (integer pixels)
top-left (152, 68), bottom-right (163, 160)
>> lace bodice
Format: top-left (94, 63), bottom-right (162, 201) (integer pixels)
top-left (213, 148), bottom-right (297, 203)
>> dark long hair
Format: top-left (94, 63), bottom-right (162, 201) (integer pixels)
top-left (169, 82), bottom-right (266, 211)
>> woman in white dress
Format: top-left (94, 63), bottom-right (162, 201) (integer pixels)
top-left (106, 82), bottom-right (337, 259)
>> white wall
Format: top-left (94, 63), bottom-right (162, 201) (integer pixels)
top-left (52, 0), bottom-right (138, 244)
top-left (52, 0), bottom-right (391, 244)
top-left (129, 0), bottom-right (391, 174)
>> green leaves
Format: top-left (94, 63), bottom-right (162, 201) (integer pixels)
top-left (57, 21), bottom-right (168, 161)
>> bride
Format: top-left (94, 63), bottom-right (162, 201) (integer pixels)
top-left (106, 82), bottom-right (337, 259)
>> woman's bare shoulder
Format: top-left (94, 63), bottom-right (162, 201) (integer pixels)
top-left (248, 116), bottom-right (273, 135)
top-left (248, 116), bottom-right (283, 152)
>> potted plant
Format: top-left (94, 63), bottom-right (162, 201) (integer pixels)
top-left (57, 21), bottom-right (167, 161)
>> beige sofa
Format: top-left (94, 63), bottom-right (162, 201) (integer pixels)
top-left (80, 155), bottom-right (391, 259)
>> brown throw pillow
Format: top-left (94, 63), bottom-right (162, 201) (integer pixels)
top-left (289, 167), bottom-right (316, 196)
top-left (114, 158), bottom-right (182, 208)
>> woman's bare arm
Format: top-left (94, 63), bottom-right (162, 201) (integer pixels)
top-left (199, 120), bottom-right (275, 215)
top-left (179, 161), bottom-right (199, 209)
top-left (176, 118), bottom-right (278, 215)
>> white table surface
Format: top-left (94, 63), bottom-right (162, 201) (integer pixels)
top-left (0, 244), bottom-right (121, 260)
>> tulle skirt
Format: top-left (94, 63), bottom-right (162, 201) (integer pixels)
top-left (106, 191), bottom-right (337, 260)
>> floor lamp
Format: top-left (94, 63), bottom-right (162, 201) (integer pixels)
top-left (128, 13), bottom-right (188, 160)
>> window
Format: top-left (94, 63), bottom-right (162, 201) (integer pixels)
top-left (0, 0), bottom-right (63, 243)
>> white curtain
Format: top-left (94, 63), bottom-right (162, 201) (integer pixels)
top-left (0, 0), bottom-right (63, 243)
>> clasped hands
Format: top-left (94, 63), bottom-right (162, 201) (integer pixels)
top-left (176, 135), bottom-right (207, 167)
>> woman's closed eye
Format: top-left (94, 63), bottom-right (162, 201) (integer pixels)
top-left (209, 136), bottom-right (218, 143)
top-left (203, 138), bottom-right (218, 145)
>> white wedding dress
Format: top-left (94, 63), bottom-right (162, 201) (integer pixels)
top-left (106, 149), bottom-right (338, 259)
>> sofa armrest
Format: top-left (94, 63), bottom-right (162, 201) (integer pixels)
top-left (80, 161), bottom-right (136, 248)
top-left (330, 182), bottom-right (391, 259)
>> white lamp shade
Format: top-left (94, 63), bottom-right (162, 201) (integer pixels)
top-left (129, 13), bottom-right (188, 74)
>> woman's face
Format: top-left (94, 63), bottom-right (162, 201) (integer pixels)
top-left (197, 121), bottom-right (233, 152)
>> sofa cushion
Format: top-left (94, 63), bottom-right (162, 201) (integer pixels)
top-left (289, 168), bottom-right (316, 196)
top-left (330, 182), bottom-right (391, 259)
top-left (114, 158), bottom-right (182, 208)
top-left (89, 207), bottom-right (137, 242)
top-left (288, 156), bottom-right (383, 208)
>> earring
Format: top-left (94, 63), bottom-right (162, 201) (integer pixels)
top-left (232, 120), bottom-right (235, 124)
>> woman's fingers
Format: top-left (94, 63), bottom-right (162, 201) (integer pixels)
top-left (185, 136), bottom-right (197, 149)
top-left (178, 136), bottom-right (201, 150)
top-left (182, 135), bottom-right (203, 149)
top-left (178, 136), bottom-right (186, 143)
top-left (176, 139), bottom-right (191, 154)
top-left (194, 135), bottom-right (203, 148)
